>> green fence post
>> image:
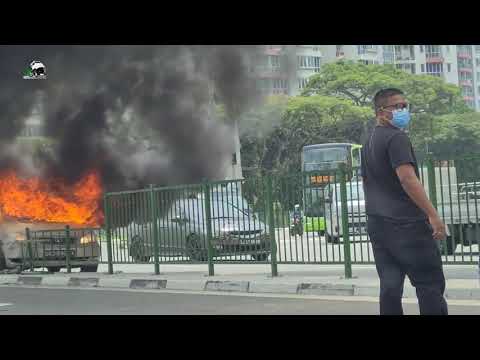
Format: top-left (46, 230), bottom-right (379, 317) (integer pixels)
top-left (265, 175), bottom-right (278, 277)
top-left (65, 225), bottom-right (71, 273)
top-left (339, 163), bottom-right (352, 279)
top-left (149, 184), bottom-right (161, 275)
top-left (104, 195), bottom-right (114, 274)
top-left (426, 156), bottom-right (438, 209)
top-left (25, 227), bottom-right (34, 272)
top-left (203, 180), bottom-right (215, 276)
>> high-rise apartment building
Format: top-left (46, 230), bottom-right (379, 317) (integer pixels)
top-left (252, 45), bottom-right (323, 96)
top-left (252, 45), bottom-right (480, 110)
top-left (319, 45), bottom-right (480, 111)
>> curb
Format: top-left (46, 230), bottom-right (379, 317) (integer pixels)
top-left (0, 275), bottom-right (478, 301)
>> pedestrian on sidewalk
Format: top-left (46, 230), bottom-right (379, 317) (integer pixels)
top-left (361, 88), bottom-right (448, 315)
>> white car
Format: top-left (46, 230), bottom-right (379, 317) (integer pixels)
top-left (324, 181), bottom-right (366, 243)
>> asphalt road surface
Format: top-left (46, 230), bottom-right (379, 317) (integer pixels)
top-left (1, 287), bottom-right (480, 315)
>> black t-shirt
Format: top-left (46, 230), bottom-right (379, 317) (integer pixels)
top-left (361, 124), bottom-right (427, 222)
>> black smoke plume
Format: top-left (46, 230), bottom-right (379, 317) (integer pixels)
top-left (0, 45), bottom-right (260, 191)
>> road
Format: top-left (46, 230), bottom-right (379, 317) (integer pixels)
top-left (1, 287), bottom-right (480, 315)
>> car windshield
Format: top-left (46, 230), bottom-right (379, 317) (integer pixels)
top-left (211, 201), bottom-right (252, 219)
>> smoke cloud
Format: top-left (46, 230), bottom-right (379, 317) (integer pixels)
top-left (0, 45), bottom-right (260, 191)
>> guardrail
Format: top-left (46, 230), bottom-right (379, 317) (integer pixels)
top-left (100, 157), bottom-right (480, 277)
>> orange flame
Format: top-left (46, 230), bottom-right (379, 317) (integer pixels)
top-left (0, 170), bottom-right (103, 226)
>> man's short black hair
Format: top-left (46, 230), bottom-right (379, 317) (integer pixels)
top-left (373, 88), bottom-right (404, 112)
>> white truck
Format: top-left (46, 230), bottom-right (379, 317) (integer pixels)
top-left (324, 164), bottom-right (480, 255)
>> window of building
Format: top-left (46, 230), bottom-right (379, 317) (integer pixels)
top-left (476, 45), bottom-right (480, 53)
top-left (298, 78), bottom-right (310, 89)
top-left (459, 58), bottom-right (473, 68)
top-left (447, 63), bottom-right (451, 72)
top-left (457, 45), bottom-right (473, 55)
top-left (298, 56), bottom-right (321, 71)
top-left (425, 45), bottom-right (441, 58)
top-left (476, 58), bottom-right (480, 67)
top-left (421, 64), bottom-right (425, 72)
top-left (446, 45), bottom-right (450, 53)
top-left (394, 45), bottom-right (415, 61)
top-left (462, 86), bottom-right (474, 97)
top-left (383, 45), bottom-right (394, 64)
top-left (459, 72), bottom-right (473, 81)
top-left (272, 79), bottom-right (288, 94)
top-left (396, 63), bottom-right (416, 74)
top-left (426, 63), bottom-right (443, 76)
top-left (420, 45), bottom-right (424, 53)
top-left (268, 55), bottom-right (280, 69)
top-left (359, 59), bottom-right (375, 65)
top-left (357, 45), bottom-right (377, 55)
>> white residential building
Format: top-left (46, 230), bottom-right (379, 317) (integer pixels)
top-left (253, 45), bottom-right (323, 96)
top-left (320, 45), bottom-right (479, 111)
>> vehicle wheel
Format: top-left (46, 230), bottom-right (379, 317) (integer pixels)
top-left (326, 233), bottom-right (340, 244)
top-left (47, 267), bottom-right (61, 273)
top-left (80, 264), bottom-right (98, 272)
top-left (129, 236), bottom-right (151, 263)
top-left (440, 237), bottom-right (456, 256)
top-left (251, 252), bottom-right (269, 261)
top-left (186, 234), bottom-right (207, 261)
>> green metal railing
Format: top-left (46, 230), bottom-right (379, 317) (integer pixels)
top-left (98, 156), bottom-right (480, 276)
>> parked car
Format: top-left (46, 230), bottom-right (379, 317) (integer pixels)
top-left (124, 193), bottom-right (271, 262)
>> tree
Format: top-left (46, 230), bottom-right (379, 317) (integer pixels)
top-left (302, 61), bottom-right (470, 115)
top-left (428, 112), bottom-right (480, 157)
top-left (239, 95), bottom-right (373, 177)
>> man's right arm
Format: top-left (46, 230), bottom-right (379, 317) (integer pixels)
top-left (387, 132), bottom-right (446, 240)
top-left (396, 164), bottom-right (446, 240)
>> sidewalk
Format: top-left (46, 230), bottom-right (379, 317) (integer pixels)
top-left (1, 264), bottom-right (479, 300)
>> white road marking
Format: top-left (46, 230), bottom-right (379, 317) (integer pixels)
top-left (0, 303), bottom-right (13, 307)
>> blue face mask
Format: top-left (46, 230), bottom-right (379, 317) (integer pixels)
top-left (391, 109), bottom-right (411, 130)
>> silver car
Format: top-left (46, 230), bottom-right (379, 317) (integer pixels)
top-left (125, 194), bottom-right (271, 262)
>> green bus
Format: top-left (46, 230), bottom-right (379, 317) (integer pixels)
top-left (294, 143), bottom-right (362, 235)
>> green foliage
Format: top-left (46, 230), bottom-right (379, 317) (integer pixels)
top-left (240, 95), bottom-right (372, 179)
top-left (303, 61), bottom-right (470, 115)
top-left (430, 112), bottom-right (480, 158)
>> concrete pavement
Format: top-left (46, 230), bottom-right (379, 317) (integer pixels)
top-left (1, 264), bottom-right (479, 301)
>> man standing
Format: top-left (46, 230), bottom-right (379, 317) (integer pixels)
top-left (361, 88), bottom-right (448, 315)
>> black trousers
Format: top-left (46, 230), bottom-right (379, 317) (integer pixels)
top-left (367, 216), bottom-right (448, 315)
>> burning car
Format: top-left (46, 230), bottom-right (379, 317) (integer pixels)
top-left (0, 167), bottom-right (104, 273)
top-left (0, 221), bottom-right (100, 273)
